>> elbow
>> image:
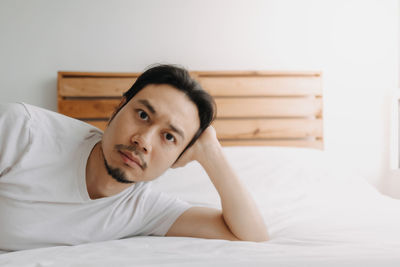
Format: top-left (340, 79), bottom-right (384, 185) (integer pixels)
top-left (250, 233), bottom-right (270, 243)
top-left (246, 226), bottom-right (270, 242)
top-left (234, 232), bottom-right (270, 242)
top-left (254, 234), bottom-right (270, 242)
top-left (256, 230), bottom-right (270, 242)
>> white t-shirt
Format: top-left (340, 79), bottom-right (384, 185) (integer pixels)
top-left (0, 102), bottom-right (191, 251)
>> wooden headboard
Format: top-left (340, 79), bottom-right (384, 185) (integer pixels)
top-left (58, 70), bottom-right (323, 149)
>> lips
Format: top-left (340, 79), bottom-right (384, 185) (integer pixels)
top-left (119, 151), bottom-right (143, 169)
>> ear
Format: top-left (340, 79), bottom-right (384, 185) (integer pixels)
top-left (107, 97), bottom-right (127, 125)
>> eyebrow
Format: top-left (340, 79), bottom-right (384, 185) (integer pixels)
top-left (138, 99), bottom-right (156, 114)
top-left (137, 99), bottom-right (185, 140)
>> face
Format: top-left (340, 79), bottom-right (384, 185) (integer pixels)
top-left (101, 84), bottom-right (200, 183)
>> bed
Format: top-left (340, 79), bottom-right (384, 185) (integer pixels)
top-left (1, 70), bottom-right (400, 266)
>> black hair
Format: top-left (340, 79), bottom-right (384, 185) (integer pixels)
top-left (110, 64), bottom-right (217, 161)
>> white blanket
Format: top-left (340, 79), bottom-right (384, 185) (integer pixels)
top-left (1, 146), bottom-right (400, 266)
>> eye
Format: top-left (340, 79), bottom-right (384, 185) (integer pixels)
top-left (137, 110), bottom-right (149, 121)
top-left (164, 132), bottom-right (175, 143)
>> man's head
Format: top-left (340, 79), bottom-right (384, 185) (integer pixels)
top-left (101, 64), bottom-right (216, 184)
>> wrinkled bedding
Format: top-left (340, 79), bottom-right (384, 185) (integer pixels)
top-left (1, 146), bottom-right (399, 266)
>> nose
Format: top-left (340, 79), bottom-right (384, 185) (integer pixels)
top-left (130, 129), bottom-right (154, 154)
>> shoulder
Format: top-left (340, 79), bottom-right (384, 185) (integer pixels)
top-left (0, 102), bottom-right (68, 127)
top-left (0, 102), bottom-right (33, 136)
top-left (0, 102), bottom-right (31, 120)
top-left (0, 103), bottom-right (33, 173)
top-left (20, 103), bottom-right (103, 138)
top-left (21, 102), bottom-right (76, 126)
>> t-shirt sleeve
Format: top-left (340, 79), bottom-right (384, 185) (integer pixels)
top-left (0, 103), bottom-right (31, 178)
top-left (138, 185), bottom-right (192, 236)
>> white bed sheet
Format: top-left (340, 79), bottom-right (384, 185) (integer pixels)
top-left (1, 146), bottom-right (400, 266)
top-left (1, 235), bottom-right (399, 267)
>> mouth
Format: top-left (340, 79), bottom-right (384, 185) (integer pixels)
top-left (119, 151), bottom-right (143, 169)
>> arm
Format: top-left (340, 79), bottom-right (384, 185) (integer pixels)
top-left (0, 103), bottom-right (31, 177)
top-left (166, 126), bottom-right (269, 242)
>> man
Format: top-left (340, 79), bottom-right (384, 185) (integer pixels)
top-left (0, 64), bottom-right (268, 251)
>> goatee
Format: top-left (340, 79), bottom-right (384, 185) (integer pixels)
top-left (102, 153), bottom-right (135, 184)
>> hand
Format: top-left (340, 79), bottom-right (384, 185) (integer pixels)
top-left (172, 125), bottom-right (221, 169)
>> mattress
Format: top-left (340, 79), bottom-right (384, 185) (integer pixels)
top-left (1, 146), bottom-right (400, 266)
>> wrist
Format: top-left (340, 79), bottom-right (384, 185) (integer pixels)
top-left (197, 142), bottom-right (224, 171)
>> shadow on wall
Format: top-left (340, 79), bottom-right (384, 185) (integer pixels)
top-left (41, 77), bottom-right (58, 111)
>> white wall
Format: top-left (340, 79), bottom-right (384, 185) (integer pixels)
top-left (0, 0), bottom-right (398, 197)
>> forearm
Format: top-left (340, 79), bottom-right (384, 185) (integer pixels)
top-left (198, 146), bottom-right (269, 242)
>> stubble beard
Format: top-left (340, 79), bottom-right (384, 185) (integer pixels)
top-left (102, 147), bottom-right (135, 184)
top-left (103, 157), bottom-right (135, 184)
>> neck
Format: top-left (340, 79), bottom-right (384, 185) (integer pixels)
top-left (85, 141), bottom-right (132, 199)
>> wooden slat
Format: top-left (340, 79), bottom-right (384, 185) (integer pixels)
top-left (60, 70), bottom-right (321, 78)
top-left (192, 71), bottom-right (321, 77)
top-left (199, 76), bottom-right (322, 96)
top-left (59, 97), bottom-right (322, 119)
top-left (59, 71), bottom-right (140, 77)
top-left (82, 119), bottom-right (323, 139)
top-left (59, 77), bottom-right (137, 97)
top-left (213, 119), bottom-right (322, 139)
top-left (58, 72), bottom-right (321, 97)
top-left (59, 99), bottom-right (120, 118)
top-left (219, 139), bottom-right (323, 149)
top-left (81, 120), bottom-right (323, 149)
top-left (80, 119), bottom-right (323, 150)
top-left (215, 97), bottom-right (322, 118)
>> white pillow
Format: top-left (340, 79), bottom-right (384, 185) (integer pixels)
top-left (151, 146), bottom-right (398, 241)
top-left (151, 146), bottom-right (373, 208)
